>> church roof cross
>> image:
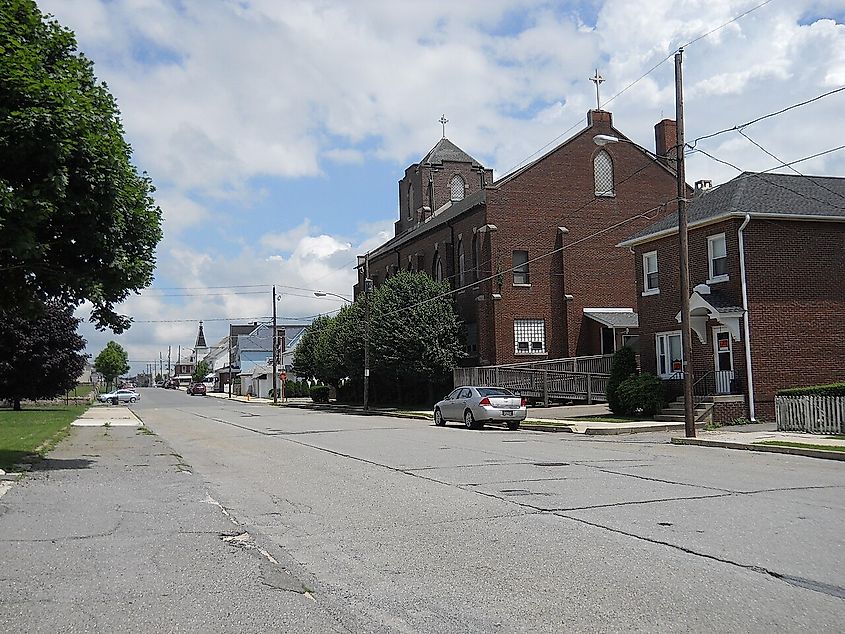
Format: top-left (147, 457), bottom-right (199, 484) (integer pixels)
top-left (439, 114), bottom-right (449, 138)
top-left (589, 69), bottom-right (605, 110)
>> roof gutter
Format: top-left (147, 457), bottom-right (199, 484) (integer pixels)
top-left (738, 213), bottom-right (756, 422)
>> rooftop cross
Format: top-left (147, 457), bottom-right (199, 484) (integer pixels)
top-left (589, 69), bottom-right (605, 110)
top-left (439, 114), bottom-right (449, 138)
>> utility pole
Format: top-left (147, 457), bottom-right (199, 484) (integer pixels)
top-left (272, 285), bottom-right (278, 405)
top-left (228, 327), bottom-right (233, 399)
top-left (159, 351), bottom-right (163, 380)
top-left (167, 346), bottom-right (171, 380)
top-left (675, 48), bottom-right (695, 438)
top-left (363, 252), bottom-right (371, 411)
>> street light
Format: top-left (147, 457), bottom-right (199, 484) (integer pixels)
top-left (313, 291), bottom-right (352, 303)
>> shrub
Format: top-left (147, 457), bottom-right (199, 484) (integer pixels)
top-left (606, 346), bottom-right (638, 414)
top-left (310, 385), bottom-right (330, 403)
top-left (777, 382), bottom-right (845, 397)
top-left (616, 373), bottom-right (665, 417)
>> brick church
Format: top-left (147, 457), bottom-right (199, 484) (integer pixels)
top-left (355, 109), bottom-right (682, 367)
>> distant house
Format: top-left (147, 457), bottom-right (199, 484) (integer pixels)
top-left (355, 109), bottom-right (681, 366)
top-left (620, 172), bottom-right (845, 421)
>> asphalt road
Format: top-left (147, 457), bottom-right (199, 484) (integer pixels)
top-left (3, 388), bottom-right (844, 632)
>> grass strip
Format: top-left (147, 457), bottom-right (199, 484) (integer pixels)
top-left (755, 441), bottom-right (845, 453)
top-left (0, 405), bottom-right (87, 471)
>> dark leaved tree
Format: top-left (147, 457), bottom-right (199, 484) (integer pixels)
top-left (606, 345), bottom-right (639, 415)
top-left (0, 0), bottom-right (162, 333)
top-left (0, 302), bottom-right (87, 410)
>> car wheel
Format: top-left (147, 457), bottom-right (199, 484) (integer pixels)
top-left (129, 397), bottom-right (137, 403)
top-left (507, 421), bottom-right (520, 431)
top-left (434, 408), bottom-right (445, 426)
top-left (464, 409), bottom-right (478, 430)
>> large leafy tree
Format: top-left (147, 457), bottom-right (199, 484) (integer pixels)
top-left (369, 271), bottom-right (464, 401)
top-left (0, 301), bottom-right (87, 410)
top-left (292, 315), bottom-right (329, 380)
top-left (94, 341), bottom-right (129, 388)
top-left (0, 0), bottom-right (162, 333)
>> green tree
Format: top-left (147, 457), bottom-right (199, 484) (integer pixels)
top-left (369, 271), bottom-right (464, 403)
top-left (0, 0), bottom-right (162, 333)
top-left (292, 315), bottom-right (329, 379)
top-left (606, 345), bottom-right (638, 415)
top-left (192, 360), bottom-right (210, 383)
top-left (94, 341), bottom-right (130, 389)
top-left (0, 301), bottom-right (87, 410)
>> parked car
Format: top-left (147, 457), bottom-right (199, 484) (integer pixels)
top-left (187, 382), bottom-right (206, 396)
top-left (434, 386), bottom-right (527, 430)
top-left (98, 389), bottom-right (141, 404)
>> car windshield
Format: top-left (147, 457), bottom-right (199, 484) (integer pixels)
top-left (476, 387), bottom-right (514, 397)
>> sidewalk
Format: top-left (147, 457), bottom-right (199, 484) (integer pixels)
top-left (672, 429), bottom-right (845, 461)
top-left (71, 405), bottom-right (143, 427)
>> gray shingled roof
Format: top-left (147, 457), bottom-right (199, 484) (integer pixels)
top-left (421, 137), bottom-right (483, 166)
top-left (621, 172), bottom-right (845, 245)
top-left (583, 310), bottom-right (639, 328)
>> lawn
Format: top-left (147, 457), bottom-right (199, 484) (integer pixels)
top-left (756, 441), bottom-right (845, 453)
top-left (0, 405), bottom-right (87, 471)
top-left (65, 384), bottom-right (96, 398)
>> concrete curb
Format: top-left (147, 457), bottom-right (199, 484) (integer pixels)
top-left (281, 402), bottom-right (433, 421)
top-left (671, 437), bottom-right (845, 461)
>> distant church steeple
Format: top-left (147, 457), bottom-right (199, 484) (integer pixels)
top-left (194, 321), bottom-right (208, 361)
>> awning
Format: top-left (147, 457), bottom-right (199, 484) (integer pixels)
top-left (583, 308), bottom-right (639, 329)
top-left (675, 285), bottom-right (744, 343)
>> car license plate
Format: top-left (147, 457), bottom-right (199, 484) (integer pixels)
top-left (502, 410), bottom-right (513, 416)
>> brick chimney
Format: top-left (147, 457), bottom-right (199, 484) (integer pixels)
top-left (587, 109), bottom-right (612, 127)
top-left (654, 119), bottom-right (677, 171)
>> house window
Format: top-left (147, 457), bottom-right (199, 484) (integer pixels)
top-left (514, 319), bottom-right (546, 355)
top-left (656, 331), bottom-right (683, 377)
top-left (594, 150), bottom-right (614, 197)
top-left (457, 239), bottom-right (465, 286)
top-left (466, 322), bottom-right (478, 354)
top-left (449, 175), bottom-right (465, 201)
top-left (407, 183), bottom-right (414, 220)
top-left (643, 250), bottom-right (658, 294)
top-left (708, 233), bottom-right (728, 282)
top-left (513, 250), bottom-right (529, 285)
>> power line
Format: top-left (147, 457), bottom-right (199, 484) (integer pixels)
top-left (689, 85), bottom-right (845, 147)
top-left (497, 0), bottom-right (777, 178)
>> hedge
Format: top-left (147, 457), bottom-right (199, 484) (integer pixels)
top-left (616, 373), bottom-right (665, 417)
top-left (777, 382), bottom-right (845, 397)
top-left (310, 385), bottom-right (330, 403)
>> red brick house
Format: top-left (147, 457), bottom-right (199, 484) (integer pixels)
top-left (620, 172), bottom-right (845, 421)
top-left (355, 109), bottom-right (681, 367)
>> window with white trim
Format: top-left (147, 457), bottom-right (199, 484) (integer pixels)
top-left (594, 150), bottom-right (614, 196)
top-left (514, 319), bottom-right (546, 354)
top-left (656, 331), bottom-right (683, 377)
top-left (513, 250), bottom-right (529, 285)
top-left (449, 175), bottom-right (465, 202)
top-left (407, 183), bottom-right (414, 220)
top-left (708, 233), bottom-right (728, 282)
top-left (643, 250), bottom-right (658, 294)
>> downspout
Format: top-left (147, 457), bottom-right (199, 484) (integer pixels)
top-left (738, 214), bottom-right (756, 422)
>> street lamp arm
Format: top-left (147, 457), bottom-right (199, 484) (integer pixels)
top-left (314, 291), bottom-right (353, 303)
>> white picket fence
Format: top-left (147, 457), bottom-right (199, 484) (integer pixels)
top-left (775, 396), bottom-right (845, 434)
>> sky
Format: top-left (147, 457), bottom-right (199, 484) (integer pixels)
top-left (38, 0), bottom-right (845, 375)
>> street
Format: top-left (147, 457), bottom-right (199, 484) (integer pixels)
top-left (2, 388), bottom-right (844, 632)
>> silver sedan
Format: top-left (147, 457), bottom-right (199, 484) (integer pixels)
top-left (98, 389), bottom-right (141, 404)
top-left (434, 386), bottom-right (527, 430)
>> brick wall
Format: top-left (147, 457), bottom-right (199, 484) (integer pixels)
top-left (744, 220), bottom-right (845, 419)
top-left (487, 111), bottom-right (678, 364)
top-left (712, 399), bottom-right (748, 425)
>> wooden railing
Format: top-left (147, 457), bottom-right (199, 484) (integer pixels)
top-left (453, 355), bottom-right (613, 404)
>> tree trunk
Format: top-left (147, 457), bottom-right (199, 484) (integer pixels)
top-left (13, 398), bottom-right (21, 411)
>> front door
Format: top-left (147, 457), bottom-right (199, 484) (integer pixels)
top-left (712, 327), bottom-right (734, 394)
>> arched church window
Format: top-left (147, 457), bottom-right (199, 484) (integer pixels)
top-left (457, 239), bottom-right (465, 286)
top-left (594, 150), bottom-right (614, 196)
top-left (434, 255), bottom-right (443, 282)
top-left (408, 183), bottom-right (415, 219)
top-left (449, 175), bottom-right (465, 202)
